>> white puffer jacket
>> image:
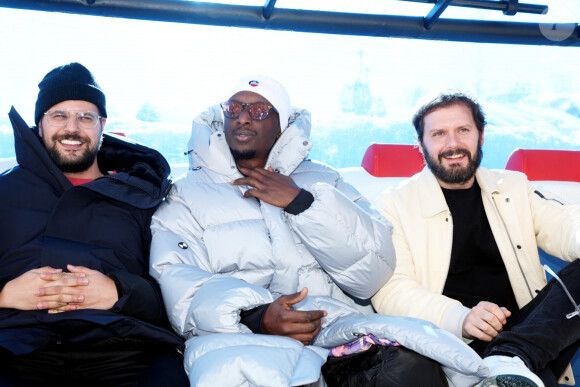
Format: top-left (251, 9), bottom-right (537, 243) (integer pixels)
top-left (150, 106), bottom-right (487, 386)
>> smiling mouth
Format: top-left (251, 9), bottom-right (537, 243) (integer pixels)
top-left (56, 136), bottom-right (86, 150)
top-left (60, 139), bottom-right (83, 146)
top-left (439, 149), bottom-right (469, 163)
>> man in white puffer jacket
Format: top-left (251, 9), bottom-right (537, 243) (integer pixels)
top-left (150, 75), bottom-right (487, 386)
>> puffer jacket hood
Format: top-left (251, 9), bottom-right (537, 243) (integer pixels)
top-left (186, 104), bottom-right (313, 178)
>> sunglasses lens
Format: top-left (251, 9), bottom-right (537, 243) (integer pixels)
top-left (249, 104), bottom-right (269, 120)
top-left (221, 102), bottom-right (272, 120)
top-left (222, 102), bottom-right (241, 118)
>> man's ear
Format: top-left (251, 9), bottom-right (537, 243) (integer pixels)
top-left (38, 121), bottom-right (44, 137)
top-left (480, 127), bottom-right (485, 146)
top-left (416, 137), bottom-right (425, 156)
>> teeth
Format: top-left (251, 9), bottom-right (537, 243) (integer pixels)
top-left (61, 139), bottom-right (82, 145)
top-left (446, 154), bottom-right (463, 159)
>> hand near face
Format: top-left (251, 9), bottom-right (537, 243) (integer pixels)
top-left (262, 288), bottom-right (327, 345)
top-left (0, 266), bottom-right (87, 311)
top-left (462, 301), bottom-right (511, 341)
top-left (232, 166), bottom-right (301, 208)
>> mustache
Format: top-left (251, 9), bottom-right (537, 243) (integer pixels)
top-left (232, 127), bottom-right (256, 135)
top-left (438, 148), bottom-right (470, 162)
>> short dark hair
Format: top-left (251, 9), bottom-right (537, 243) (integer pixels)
top-left (412, 92), bottom-right (486, 143)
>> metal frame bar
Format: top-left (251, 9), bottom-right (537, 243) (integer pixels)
top-left (400, 0), bottom-right (546, 15)
top-left (263, 0), bottom-right (277, 19)
top-left (424, 0), bottom-right (454, 30)
top-left (1, 0), bottom-right (578, 47)
top-left (503, 0), bottom-right (519, 16)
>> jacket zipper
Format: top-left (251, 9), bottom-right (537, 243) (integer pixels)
top-left (491, 195), bottom-right (534, 299)
top-left (534, 190), bottom-right (564, 206)
top-left (442, 211), bottom-right (454, 293)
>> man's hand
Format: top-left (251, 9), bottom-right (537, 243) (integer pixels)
top-left (462, 301), bottom-right (511, 341)
top-left (0, 266), bottom-right (87, 311)
top-left (42, 265), bottom-right (118, 313)
top-left (232, 166), bottom-right (301, 208)
top-left (262, 288), bottom-right (327, 345)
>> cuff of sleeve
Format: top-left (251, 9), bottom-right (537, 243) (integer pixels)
top-left (284, 189), bottom-right (314, 215)
top-left (440, 303), bottom-right (471, 339)
top-left (240, 303), bottom-right (270, 334)
top-left (106, 269), bottom-right (163, 324)
top-left (108, 273), bottom-right (124, 299)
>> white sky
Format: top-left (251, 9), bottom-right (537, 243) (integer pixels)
top-left (0, 1), bottom-right (579, 128)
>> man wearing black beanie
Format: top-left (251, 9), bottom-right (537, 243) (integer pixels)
top-left (0, 63), bottom-right (188, 385)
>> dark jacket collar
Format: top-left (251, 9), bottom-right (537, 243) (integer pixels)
top-left (9, 106), bottom-right (71, 193)
top-left (8, 106), bottom-right (172, 207)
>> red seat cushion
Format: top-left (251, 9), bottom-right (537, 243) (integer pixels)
top-left (361, 144), bottom-right (425, 177)
top-left (505, 149), bottom-right (580, 182)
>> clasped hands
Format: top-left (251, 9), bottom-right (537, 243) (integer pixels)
top-left (0, 265), bottom-right (118, 314)
top-left (232, 166), bottom-right (301, 208)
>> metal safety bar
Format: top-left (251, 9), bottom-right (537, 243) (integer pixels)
top-left (0, 0), bottom-right (578, 47)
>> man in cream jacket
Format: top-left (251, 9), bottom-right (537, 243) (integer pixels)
top-left (372, 92), bottom-right (579, 387)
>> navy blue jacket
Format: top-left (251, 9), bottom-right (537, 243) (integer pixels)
top-left (0, 107), bottom-right (183, 355)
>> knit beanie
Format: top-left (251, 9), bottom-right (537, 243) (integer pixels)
top-left (228, 75), bottom-right (290, 131)
top-left (35, 62), bottom-right (107, 125)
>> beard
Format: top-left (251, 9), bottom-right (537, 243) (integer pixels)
top-left (230, 148), bottom-right (256, 162)
top-left (44, 133), bottom-right (101, 174)
top-left (422, 143), bottom-right (483, 185)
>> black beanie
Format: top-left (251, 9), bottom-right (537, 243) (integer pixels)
top-left (34, 62), bottom-right (107, 125)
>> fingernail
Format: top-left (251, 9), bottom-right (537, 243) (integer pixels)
top-left (37, 303), bottom-right (43, 309)
top-left (77, 295), bottom-right (85, 302)
top-left (80, 278), bottom-right (89, 285)
top-left (34, 289), bottom-right (41, 296)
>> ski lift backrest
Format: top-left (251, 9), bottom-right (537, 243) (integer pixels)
top-left (505, 149), bottom-right (580, 206)
top-left (505, 149), bottom-right (580, 182)
top-left (361, 143), bottom-right (425, 177)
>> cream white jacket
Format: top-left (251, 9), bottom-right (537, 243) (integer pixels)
top-left (372, 166), bottom-right (580, 384)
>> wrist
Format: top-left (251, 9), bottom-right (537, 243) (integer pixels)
top-left (284, 189), bottom-right (314, 215)
top-left (0, 287), bottom-right (8, 309)
top-left (0, 279), bottom-right (17, 309)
